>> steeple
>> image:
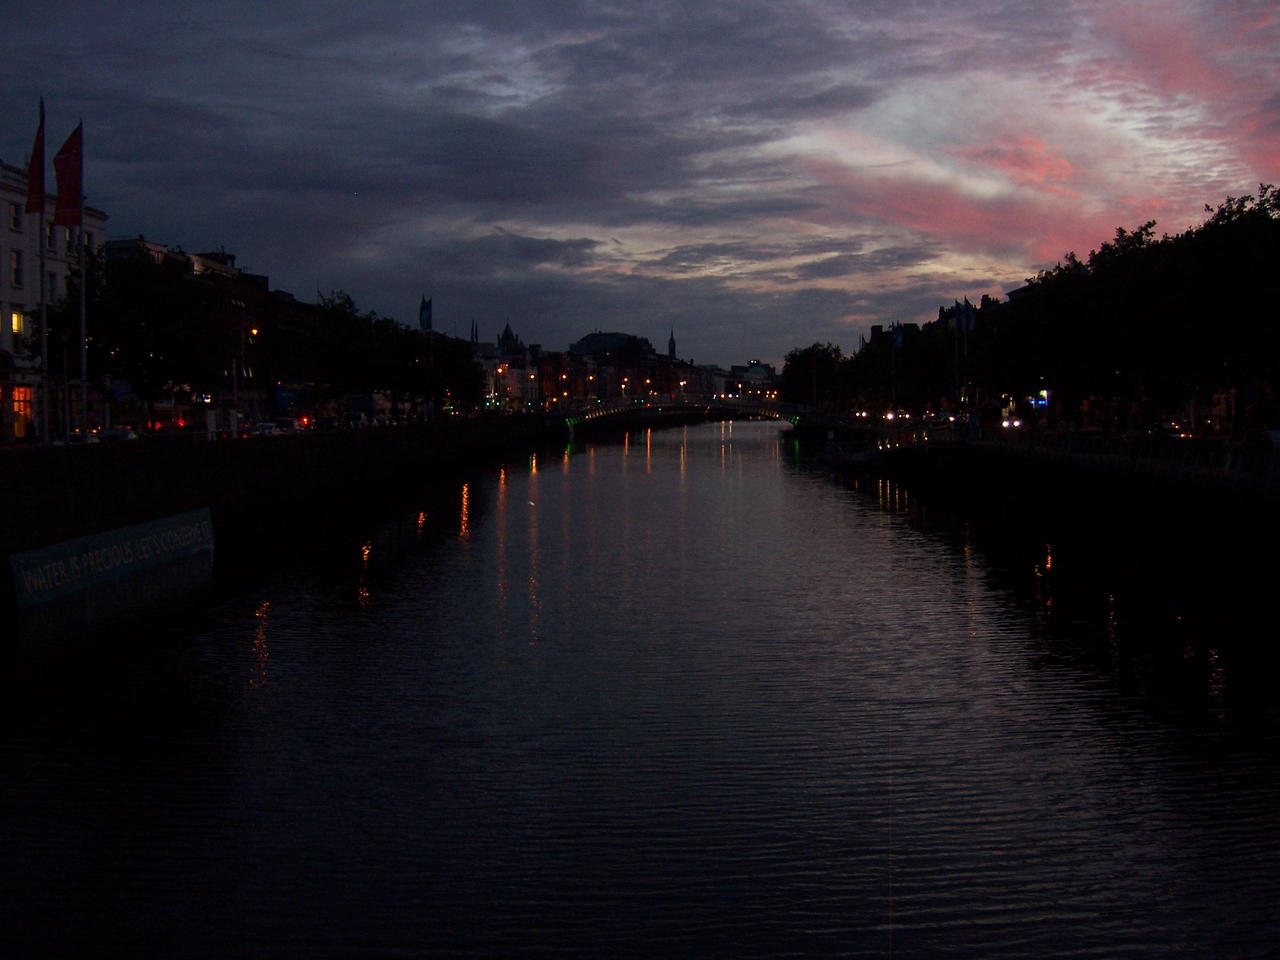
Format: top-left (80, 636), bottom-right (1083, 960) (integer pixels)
top-left (497, 321), bottom-right (523, 355)
top-left (668, 327), bottom-right (676, 360)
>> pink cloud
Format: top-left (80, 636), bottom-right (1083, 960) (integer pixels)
top-left (1094, 3), bottom-right (1232, 103)
top-left (800, 155), bottom-right (1125, 271)
top-left (953, 138), bottom-right (1078, 196)
top-left (1087, 3), bottom-right (1280, 179)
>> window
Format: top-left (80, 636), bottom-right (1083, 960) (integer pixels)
top-left (46, 222), bottom-right (55, 251)
top-left (12, 386), bottom-right (33, 439)
top-left (8, 203), bottom-right (20, 232)
top-left (10, 250), bottom-right (22, 288)
top-left (65, 227), bottom-right (74, 252)
top-left (48, 271), bottom-right (58, 300)
top-left (11, 311), bottom-right (24, 336)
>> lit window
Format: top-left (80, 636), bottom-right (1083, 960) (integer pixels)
top-left (11, 311), bottom-right (24, 336)
top-left (12, 386), bottom-right (33, 439)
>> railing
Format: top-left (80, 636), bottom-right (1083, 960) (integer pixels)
top-left (565, 396), bottom-right (800, 425)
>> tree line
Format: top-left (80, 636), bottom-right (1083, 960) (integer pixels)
top-left (48, 249), bottom-right (485, 424)
top-left (782, 185), bottom-right (1280, 436)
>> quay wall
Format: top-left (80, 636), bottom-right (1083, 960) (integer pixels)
top-left (11, 417), bottom-right (1268, 560)
top-left (0, 415), bottom-right (569, 563)
top-left (873, 432), bottom-right (1280, 531)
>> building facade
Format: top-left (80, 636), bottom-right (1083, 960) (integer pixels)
top-left (1, 157), bottom-right (107, 442)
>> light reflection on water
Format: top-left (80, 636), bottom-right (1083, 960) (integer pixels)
top-left (251, 599), bottom-right (270, 688)
top-left (2, 421), bottom-right (1279, 958)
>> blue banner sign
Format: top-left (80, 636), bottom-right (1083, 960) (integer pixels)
top-left (10, 508), bottom-right (215, 609)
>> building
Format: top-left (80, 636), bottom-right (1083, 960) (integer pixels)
top-left (105, 236), bottom-right (271, 429)
top-left (481, 323), bottom-right (541, 410)
top-left (2, 156), bottom-right (108, 442)
top-left (726, 359), bottom-right (779, 400)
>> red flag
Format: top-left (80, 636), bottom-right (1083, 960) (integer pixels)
top-left (53, 122), bottom-right (83, 227)
top-left (25, 100), bottom-right (45, 215)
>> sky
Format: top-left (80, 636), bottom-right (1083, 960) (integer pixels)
top-left (3, 1), bottom-right (1278, 369)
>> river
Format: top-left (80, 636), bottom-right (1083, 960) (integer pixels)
top-left (2, 420), bottom-right (1278, 957)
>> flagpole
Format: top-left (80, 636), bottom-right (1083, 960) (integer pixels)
top-left (25, 99), bottom-right (51, 443)
top-left (78, 139), bottom-right (87, 437)
top-left (78, 229), bottom-right (87, 434)
top-left (39, 208), bottom-right (49, 443)
top-left (51, 117), bottom-right (85, 436)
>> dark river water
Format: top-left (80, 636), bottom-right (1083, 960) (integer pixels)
top-left (3, 420), bottom-right (1279, 958)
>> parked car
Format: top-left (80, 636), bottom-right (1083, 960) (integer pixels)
top-left (56, 431), bottom-right (101, 445)
top-left (99, 427), bottom-right (139, 442)
top-left (1150, 421), bottom-right (1192, 439)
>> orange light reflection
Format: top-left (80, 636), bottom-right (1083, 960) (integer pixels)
top-left (251, 600), bottom-right (270, 687)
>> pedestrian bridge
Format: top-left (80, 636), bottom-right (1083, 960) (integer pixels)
top-left (564, 396), bottom-right (802, 435)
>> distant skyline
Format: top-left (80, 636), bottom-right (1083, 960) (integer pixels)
top-left (4, 1), bottom-right (1277, 369)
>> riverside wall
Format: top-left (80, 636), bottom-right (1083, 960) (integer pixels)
top-left (865, 432), bottom-right (1280, 542)
top-left (0, 415), bottom-right (570, 564)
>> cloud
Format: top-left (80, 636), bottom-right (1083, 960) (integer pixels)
top-left (432, 229), bottom-right (602, 275)
top-left (953, 138), bottom-right (1077, 195)
top-left (791, 242), bottom-right (939, 280)
top-left (728, 83), bottom-right (883, 124)
top-left (2, 0), bottom-right (1276, 368)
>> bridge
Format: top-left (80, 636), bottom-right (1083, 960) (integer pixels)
top-left (564, 396), bottom-right (803, 437)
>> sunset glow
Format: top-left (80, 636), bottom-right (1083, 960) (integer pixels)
top-left (4, 1), bottom-right (1275, 366)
